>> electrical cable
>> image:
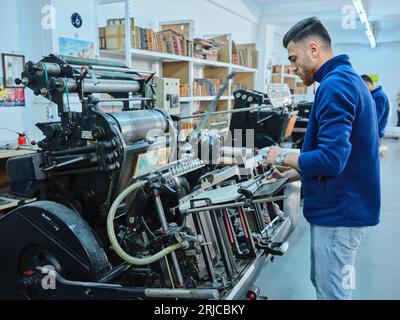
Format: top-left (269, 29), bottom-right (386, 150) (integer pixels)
top-left (107, 180), bottom-right (189, 266)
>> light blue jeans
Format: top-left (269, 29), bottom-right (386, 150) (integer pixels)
top-left (310, 224), bottom-right (366, 300)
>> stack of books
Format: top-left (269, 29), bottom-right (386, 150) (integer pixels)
top-left (194, 38), bottom-right (226, 61)
top-left (235, 44), bottom-right (259, 68)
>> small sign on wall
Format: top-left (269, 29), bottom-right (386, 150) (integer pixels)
top-left (71, 13), bottom-right (83, 29)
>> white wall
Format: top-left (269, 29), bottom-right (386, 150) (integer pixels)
top-left (0, 0), bottom-right (28, 143)
top-left (334, 42), bottom-right (400, 126)
top-left (50, 0), bottom-right (99, 56)
top-left (0, 0), bottom-right (99, 143)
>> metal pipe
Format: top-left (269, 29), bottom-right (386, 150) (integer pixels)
top-left (154, 194), bottom-right (185, 287)
top-left (185, 195), bottom-right (287, 214)
top-left (51, 145), bottom-right (96, 156)
top-left (63, 55), bottom-right (127, 69)
top-left (43, 155), bottom-right (89, 172)
top-left (210, 211), bottom-right (234, 279)
top-left (144, 288), bottom-right (219, 299)
top-left (73, 64), bottom-right (153, 75)
top-left (179, 104), bottom-right (274, 120)
top-left (96, 98), bottom-right (153, 103)
top-left (188, 72), bottom-right (235, 142)
top-left (192, 213), bottom-right (217, 284)
top-left (98, 263), bottom-right (132, 283)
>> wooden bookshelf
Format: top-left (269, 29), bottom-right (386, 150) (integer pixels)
top-left (163, 61), bottom-right (190, 85)
top-left (98, 15), bottom-right (258, 132)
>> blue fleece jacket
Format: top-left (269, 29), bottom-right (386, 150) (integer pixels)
top-left (371, 86), bottom-right (389, 138)
top-left (298, 55), bottom-right (381, 227)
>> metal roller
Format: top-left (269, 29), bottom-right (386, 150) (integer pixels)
top-left (49, 78), bottom-right (141, 94)
top-left (26, 61), bottom-right (62, 76)
top-left (108, 109), bottom-right (169, 143)
top-left (62, 55), bottom-right (127, 69)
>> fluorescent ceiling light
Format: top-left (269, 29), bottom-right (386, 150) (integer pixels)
top-left (352, 0), bottom-right (377, 48)
top-left (352, 0), bottom-right (367, 24)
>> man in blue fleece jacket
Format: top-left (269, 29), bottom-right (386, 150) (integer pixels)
top-left (267, 17), bottom-right (380, 300)
top-left (361, 74), bottom-right (389, 144)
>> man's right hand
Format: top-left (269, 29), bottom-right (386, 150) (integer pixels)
top-left (268, 167), bottom-right (301, 183)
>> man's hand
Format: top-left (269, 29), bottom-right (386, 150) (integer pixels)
top-left (267, 167), bottom-right (301, 183)
top-left (267, 146), bottom-right (301, 172)
top-left (267, 146), bottom-right (284, 166)
top-left (267, 167), bottom-right (286, 180)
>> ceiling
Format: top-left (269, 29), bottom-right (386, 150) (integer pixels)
top-left (251, 0), bottom-right (400, 45)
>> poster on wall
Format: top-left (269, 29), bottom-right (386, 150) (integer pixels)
top-left (59, 37), bottom-right (96, 59)
top-left (0, 77), bottom-right (25, 107)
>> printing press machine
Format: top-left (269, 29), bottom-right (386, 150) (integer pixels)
top-left (0, 54), bottom-right (300, 300)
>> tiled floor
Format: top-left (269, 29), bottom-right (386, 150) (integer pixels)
top-left (255, 139), bottom-right (400, 300)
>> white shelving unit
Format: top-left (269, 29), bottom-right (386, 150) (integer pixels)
top-left (98, 0), bottom-right (258, 131)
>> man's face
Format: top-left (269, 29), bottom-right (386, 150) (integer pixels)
top-left (364, 81), bottom-right (374, 92)
top-left (287, 40), bottom-right (317, 86)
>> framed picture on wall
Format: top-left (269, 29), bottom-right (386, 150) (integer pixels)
top-left (1, 53), bottom-right (25, 88)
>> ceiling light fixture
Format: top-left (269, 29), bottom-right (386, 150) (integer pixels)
top-left (352, 0), bottom-right (377, 48)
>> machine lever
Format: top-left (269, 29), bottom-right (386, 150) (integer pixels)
top-left (263, 242), bottom-right (289, 256)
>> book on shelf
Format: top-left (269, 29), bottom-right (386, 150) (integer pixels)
top-left (234, 43), bottom-right (258, 68)
top-left (99, 27), bottom-right (107, 49)
top-left (272, 64), bottom-right (294, 75)
top-left (193, 78), bottom-right (221, 97)
top-left (272, 65), bottom-right (282, 73)
top-left (232, 83), bottom-right (247, 92)
top-left (101, 19), bottom-right (192, 56)
top-left (180, 84), bottom-right (191, 97)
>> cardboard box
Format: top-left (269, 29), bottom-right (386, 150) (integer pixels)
top-left (271, 74), bottom-right (281, 83)
top-left (104, 18), bottom-right (135, 50)
top-left (294, 82), bottom-right (307, 94)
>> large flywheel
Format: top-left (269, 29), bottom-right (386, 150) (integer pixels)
top-left (0, 201), bottom-right (111, 299)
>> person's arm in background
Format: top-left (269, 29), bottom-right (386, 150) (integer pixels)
top-left (376, 95), bottom-right (390, 138)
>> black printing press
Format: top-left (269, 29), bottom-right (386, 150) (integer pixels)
top-left (0, 54), bottom-right (300, 300)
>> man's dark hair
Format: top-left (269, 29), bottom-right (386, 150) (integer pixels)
top-left (283, 17), bottom-right (331, 48)
top-left (361, 74), bottom-right (374, 85)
